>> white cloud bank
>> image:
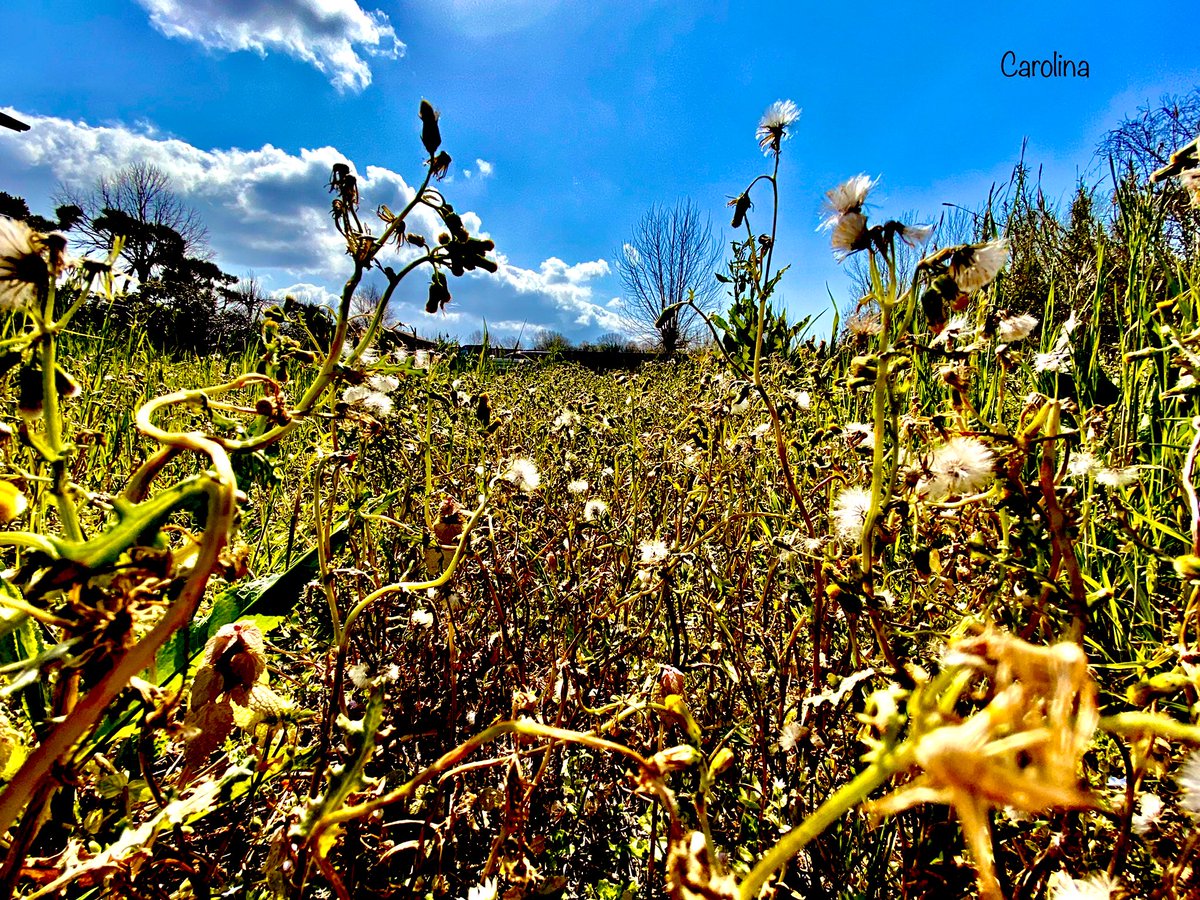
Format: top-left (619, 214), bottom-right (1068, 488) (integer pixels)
top-left (134, 0), bottom-right (403, 92)
top-left (0, 108), bottom-right (632, 340)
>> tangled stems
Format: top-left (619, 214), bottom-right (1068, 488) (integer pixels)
top-left (738, 744), bottom-right (913, 899)
top-left (338, 481), bottom-right (496, 649)
top-left (0, 443), bottom-right (238, 840)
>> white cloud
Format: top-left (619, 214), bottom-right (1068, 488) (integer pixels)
top-left (475, 158), bottom-right (494, 178)
top-left (134, 0), bottom-right (403, 92)
top-left (0, 108), bottom-right (628, 342)
top-left (492, 256), bottom-right (628, 331)
top-left (272, 281), bottom-right (340, 307)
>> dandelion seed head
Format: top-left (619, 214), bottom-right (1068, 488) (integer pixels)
top-left (411, 609), bottom-right (434, 628)
top-left (1067, 451), bottom-right (1100, 478)
top-left (583, 498), bottom-right (608, 522)
top-left (830, 211), bottom-right (868, 260)
top-left (0, 216), bottom-right (51, 310)
top-left (950, 239), bottom-right (1009, 293)
top-left (504, 458), bottom-right (540, 492)
top-left (824, 175), bottom-right (877, 218)
top-left (922, 436), bottom-right (995, 501)
top-left (900, 223), bottom-right (935, 247)
top-left (1096, 467), bottom-right (1138, 489)
top-left (639, 539), bottom-right (670, 565)
top-left (778, 721), bottom-right (805, 753)
top-left (996, 313), bottom-right (1038, 343)
top-left (1132, 792), bottom-right (1163, 835)
top-left (756, 99), bottom-right (800, 154)
top-left (1047, 870), bottom-right (1118, 900)
top-left (567, 479), bottom-right (589, 494)
top-left (832, 486), bottom-right (872, 544)
top-left (1178, 749), bottom-right (1200, 817)
top-left (342, 384), bottom-right (394, 417)
top-left (844, 422), bottom-right (875, 452)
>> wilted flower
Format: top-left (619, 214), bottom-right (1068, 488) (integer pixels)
top-left (583, 498), bottom-right (609, 522)
top-left (503, 457), bottom-right (540, 492)
top-left (922, 436), bottom-right (995, 501)
top-left (948, 239), bottom-right (1009, 292)
top-left (832, 486), bottom-right (872, 544)
top-left (756, 99), bottom-right (800, 154)
top-left (996, 313), bottom-right (1038, 343)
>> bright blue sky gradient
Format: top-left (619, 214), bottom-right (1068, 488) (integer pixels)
top-left (2, 0), bottom-right (1197, 343)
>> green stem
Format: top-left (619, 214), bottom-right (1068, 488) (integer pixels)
top-left (738, 749), bottom-right (910, 899)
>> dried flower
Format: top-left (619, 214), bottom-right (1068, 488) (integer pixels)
top-left (1096, 467), bottom-right (1138, 489)
top-left (922, 436), bottom-right (995, 501)
top-left (503, 458), bottom-right (540, 492)
top-left (756, 99), bottom-right (800, 155)
top-left (868, 631), bottom-right (1099, 900)
top-left (949, 239), bottom-right (1009, 293)
top-left (832, 486), bottom-right (872, 544)
top-left (583, 498), bottom-right (609, 522)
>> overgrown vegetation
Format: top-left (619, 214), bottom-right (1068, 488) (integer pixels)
top-left (0, 94), bottom-right (1199, 900)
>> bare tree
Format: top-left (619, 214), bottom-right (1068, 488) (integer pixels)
top-left (56, 161), bottom-right (208, 281)
top-left (616, 199), bottom-right (722, 355)
top-left (1099, 87), bottom-right (1200, 251)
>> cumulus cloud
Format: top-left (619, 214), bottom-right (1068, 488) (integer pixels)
top-left (134, 0), bottom-right (403, 92)
top-left (491, 256), bottom-right (628, 332)
top-left (0, 108), bottom-right (630, 341)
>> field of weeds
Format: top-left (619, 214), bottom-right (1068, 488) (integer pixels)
top-left (2, 101), bottom-right (1200, 900)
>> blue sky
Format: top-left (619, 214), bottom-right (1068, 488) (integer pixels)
top-left (2, 0), bottom-right (1198, 344)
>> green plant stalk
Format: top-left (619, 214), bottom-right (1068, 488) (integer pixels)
top-left (38, 280), bottom-right (83, 543)
top-left (737, 745), bottom-right (912, 899)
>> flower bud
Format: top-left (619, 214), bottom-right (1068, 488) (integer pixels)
top-left (419, 99), bottom-right (441, 156)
